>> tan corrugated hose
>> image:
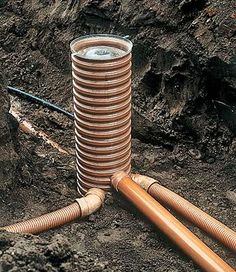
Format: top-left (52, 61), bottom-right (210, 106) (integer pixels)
top-left (111, 171), bottom-right (235, 272)
top-left (70, 34), bottom-right (133, 195)
top-left (0, 188), bottom-right (105, 234)
top-left (131, 173), bottom-right (236, 252)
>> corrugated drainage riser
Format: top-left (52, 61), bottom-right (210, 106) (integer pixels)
top-left (70, 34), bottom-right (133, 195)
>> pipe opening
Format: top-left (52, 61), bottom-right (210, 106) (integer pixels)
top-left (70, 34), bottom-right (133, 60)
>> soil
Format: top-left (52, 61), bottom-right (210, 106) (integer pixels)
top-left (0, 1), bottom-right (235, 271)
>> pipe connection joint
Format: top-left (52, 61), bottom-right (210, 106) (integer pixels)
top-left (75, 188), bottom-right (105, 217)
top-left (131, 173), bottom-right (158, 191)
top-left (111, 171), bottom-right (129, 191)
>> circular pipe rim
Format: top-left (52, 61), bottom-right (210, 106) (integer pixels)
top-left (70, 34), bottom-right (133, 60)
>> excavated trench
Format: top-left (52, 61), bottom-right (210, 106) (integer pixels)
top-left (0, 1), bottom-right (235, 271)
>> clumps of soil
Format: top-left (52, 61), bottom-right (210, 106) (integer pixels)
top-left (0, 75), bottom-right (20, 191)
top-left (0, 232), bottom-right (112, 272)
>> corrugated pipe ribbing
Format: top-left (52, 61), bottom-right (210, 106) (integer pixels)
top-left (70, 34), bottom-right (133, 195)
top-left (131, 174), bottom-right (236, 252)
top-left (0, 188), bottom-right (105, 234)
top-left (111, 172), bottom-right (235, 272)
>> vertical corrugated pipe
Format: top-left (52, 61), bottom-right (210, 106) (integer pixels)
top-left (111, 172), bottom-right (235, 272)
top-left (70, 34), bottom-right (133, 195)
top-left (131, 174), bottom-right (236, 252)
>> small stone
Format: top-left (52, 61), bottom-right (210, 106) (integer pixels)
top-left (226, 191), bottom-right (236, 204)
top-left (176, 153), bottom-right (186, 162)
top-left (88, 214), bottom-right (96, 222)
top-left (105, 193), bottom-right (114, 205)
top-left (174, 165), bottom-right (181, 170)
top-left (207, 158), bottom-right (215, 164)
top-left (111, 220), bottom-right (121, 228)
top-left (94, 261), bottom-right (107, 270)
top-left (189, 149), bottom-right (201, 159)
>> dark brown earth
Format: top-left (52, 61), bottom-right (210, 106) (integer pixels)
top-left (0, 1), bottom-right (236, 271)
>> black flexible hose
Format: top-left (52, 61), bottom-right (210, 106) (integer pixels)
top-left (7, 86), bottom-right (74, 119)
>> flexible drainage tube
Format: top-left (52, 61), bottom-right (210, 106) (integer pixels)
top-left (70, 34), bottom-right (133, 195)
top-left (131, 174), bottom-right (236, 252)
top-left (0, 188), bottom-right (105, 234)
top-left (111, 171), bottom-right (235, 272)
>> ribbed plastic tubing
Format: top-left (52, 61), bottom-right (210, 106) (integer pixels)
top-left (70, 34), bottom-right (133, 195)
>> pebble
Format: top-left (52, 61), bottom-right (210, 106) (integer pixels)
top-left (111, 220), bottom-right (121, 228)
top-left (105, 193), bottom-right (114, 205)
top-left (207, 157), bottom-right (215, 164)
top-left (174, 165), bottom-right (181, 170)
top-left (189, 149), bottom-right (202, 159)
top-left (88, 214), bottom-right (96, 222)
top-left (226, 191), bottom-right (236, 204)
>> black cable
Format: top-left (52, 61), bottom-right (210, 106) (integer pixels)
top-left (7, 86), bottom-right (74, 120)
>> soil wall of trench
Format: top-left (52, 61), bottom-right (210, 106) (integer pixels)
top-left (0, 1), bottom-right (235, 271)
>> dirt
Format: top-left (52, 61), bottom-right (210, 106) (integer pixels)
top-left (0, 0), bottom-right (236, 271)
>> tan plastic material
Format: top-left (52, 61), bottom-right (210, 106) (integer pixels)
top-left (75, 187), bottom-right (105, 217)
top-left (0, 188), bottom-right (105, 234)
top-left (71, 34), bottom-right (133, 195)
top-left (10, 108), bottom-right (72, 155)
top-left (131, 174), bottom-right (236, 252)
top-left (111, 172), bottom-right (235, 272)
